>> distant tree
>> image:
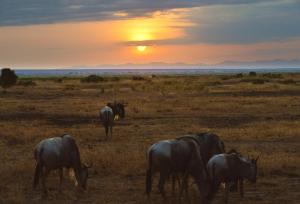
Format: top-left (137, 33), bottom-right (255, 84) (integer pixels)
top-left (249, 71), bottom-right (257, 76)
top-left (0, 68), bottom-right (18, 92)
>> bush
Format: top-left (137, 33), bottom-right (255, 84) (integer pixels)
top-left (220, 74), bottom-right (243, 80)
top-left (236, 73), bottom-right (243, 78)
top-left (132, 75), bottom-right (145, 81)
top-left (17, 79), bottom-right (36, 87)
top-left (249, 71), bottom-right (257, 76)
top-left (280, 79), bottom-right (296, 84)
top-left (262, 73), bottom-right (282, 79)
top-left (0, 68), bottom-right (18, 91)
top-left (252, 79), bottom-right (266, 84)
top-left (240, 77), bottom-right (269, 84)
top-left (81, 75), bottom-right (104, 83)
top-left (110, 77), bottom-right (120, 82)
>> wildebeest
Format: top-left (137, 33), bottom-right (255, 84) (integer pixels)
top-left (193, 132), bottom-right (226, 164)
top-left (176, 133), bottom-right (226, 196)
top-left (145, 137), bottom-right (210, 203)
top-left (207, 153), bottom-right (259, 203)
top-left (33, 134), bottom-right (91, 195)
top-left (99, 102), bottom-right (126, 139)
top-left (106, 101), bottom-right (125, 119)
top-left (100, 105), bottom-right (114, 139)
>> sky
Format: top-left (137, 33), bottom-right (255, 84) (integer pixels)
top-left (0, 0), bottom-right (300, 68)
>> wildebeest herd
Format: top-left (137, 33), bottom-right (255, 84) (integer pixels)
top-left (33, 101), bottom-right (259, 203)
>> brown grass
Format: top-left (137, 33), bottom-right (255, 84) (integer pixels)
top-left (0, 73), bottom-right (299, 203)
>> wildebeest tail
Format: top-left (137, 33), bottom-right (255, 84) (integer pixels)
top-left (146, 149), bottom-right (153, 195)
top-left (33, 148), bottom-right (43, 189)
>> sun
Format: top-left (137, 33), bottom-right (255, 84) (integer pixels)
top-left (137, 45), bottom-right (147, 52)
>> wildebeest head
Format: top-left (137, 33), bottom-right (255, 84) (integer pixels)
top-left (78, 163), bottom-right (92, 190)
top-left (248, 156), bottom-right (259, 183)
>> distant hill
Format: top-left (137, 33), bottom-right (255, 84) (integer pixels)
top-left (67, 59), bottom-right (300, 69)
top-left (214, 59), bottom-right (300, 68)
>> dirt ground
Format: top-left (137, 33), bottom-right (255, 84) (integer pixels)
top-left (0, 73), bottom-right (299, 204)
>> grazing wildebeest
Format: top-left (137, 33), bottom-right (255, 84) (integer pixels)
top-left (193, 132), bottom-right (226, 164)
top-left (100, 105), bottom-right (114, 139)
top-left (207, 153), bottom-right (259, 203)
top-left (33, 134), bottom-right (91, 195)
top-left (107, 101), bottom-right (125, 119)
top-left (225, 149), bottom-right (242, 192)
top-left (146, 137), bottom-right (210, 203)
top-left (176, 133), bottom-right (226, 196)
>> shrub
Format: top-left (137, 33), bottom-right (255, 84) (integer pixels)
top-left (132, 75), bottom-right (145, 81)
top-left (220, 74), bottom-right (242, 80)
top-left (0, 68), bottom-right (18, 91)
top-left (249, 71), bottom-right (257, 76)
top-left (252, 78), bottom-right (266, 84)
top-left (262, 73), bottom-right (282, 79)
top-left (110, 77), bottom-right (120, 82)
top-left (236, 73), bottom-right (243, 78)
top-left (240, 77), bottom-right (269, 84)
top-left (17, 79), bottom-right (36, 87)
top-left (81, 75), bottom-right (104, 83)
top-left (280, 79), bottom-right (296, 84)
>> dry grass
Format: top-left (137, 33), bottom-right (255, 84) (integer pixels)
top-left (0, 73), bottom-right (299, 204)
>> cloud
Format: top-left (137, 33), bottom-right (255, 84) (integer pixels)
top-left (122, 0), bottom-right (300, 45)
top-left (1, 0), bottom-right (299, 45)
top-left (0, 0), bottom-right (274, 26)
top-left (183, 0), bottom-right (300, 44)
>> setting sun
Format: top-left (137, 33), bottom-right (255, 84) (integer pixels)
top-left (137, 45), bottom-right (147, 52)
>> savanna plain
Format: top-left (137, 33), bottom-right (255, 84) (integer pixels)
top-left (0, 73), bottom-right (299, 204)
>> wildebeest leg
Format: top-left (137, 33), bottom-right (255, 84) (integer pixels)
top-left (208, 180), bottom-right (219, 202)
top-left (184, 176), bottom-right (189, 199)
top-left (158, 171), bottom-right (168, 198)
top-left (105, 125), bottom-right (108, 140)
top-left (59, 168), bottom-right (63, 193)
top-left (179, 173), bottom-right (190, 201)
top-left (170, 173), bottom-right (181, 198)
top-left (224, 182), bottom-right (230, 204)
top-left (110, 126), bottom-right (113, 139)
top-left (239, 179), bottom-right (244, 198)
top-left (172, 173), bottom-right (176, 196)
top-left (41, 167), bottom-right (50, 196)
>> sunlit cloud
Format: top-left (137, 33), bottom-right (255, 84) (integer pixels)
top-left (0, 0), bottom-right (299, 67)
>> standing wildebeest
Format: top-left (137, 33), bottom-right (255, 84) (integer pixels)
top-left (207, 153), bottom-right (259, 203)
top-left (33, 134), bottom-right (90, 195)
top-left (100, 105), bottom-right (114, 139)
top-left (107, 101), bottom-right (125, 119)
top-left (146, 137), bottom-right (210, 203)
top-left (176, 133), bottom-right (226, 196)
top-left (100, 102), bottom-right (126, 139)
top-left (193, 132), bottom-right (226, 164)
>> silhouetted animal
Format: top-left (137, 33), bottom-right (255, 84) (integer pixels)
top-left (100, 105), bottom-right (114, 139)
top-left (107, 101), bottom-right (125, 119)
top-left (226, 149), bottom-right (242, 192)
top-left (146, 137), bottom-right (210, 203)
top-left (33, 134), bottom-right (91, 195)
top-left (207, 153), bottom-right (259, 203)
top-left (176, 133), bottom-right (226, 196)
top-left (193, 132), bottom-right (226, 164)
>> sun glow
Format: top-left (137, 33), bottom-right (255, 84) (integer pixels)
top-left (137, 45), bottom-right (147, 52)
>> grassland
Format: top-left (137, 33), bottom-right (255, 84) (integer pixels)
top-left (0, 72), bottom-right (299, 204)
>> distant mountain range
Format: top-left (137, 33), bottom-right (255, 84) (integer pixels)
top-left (69, 59), bottom-right (300, 69)
top-left (214, 59), bottom-right (300, 68)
